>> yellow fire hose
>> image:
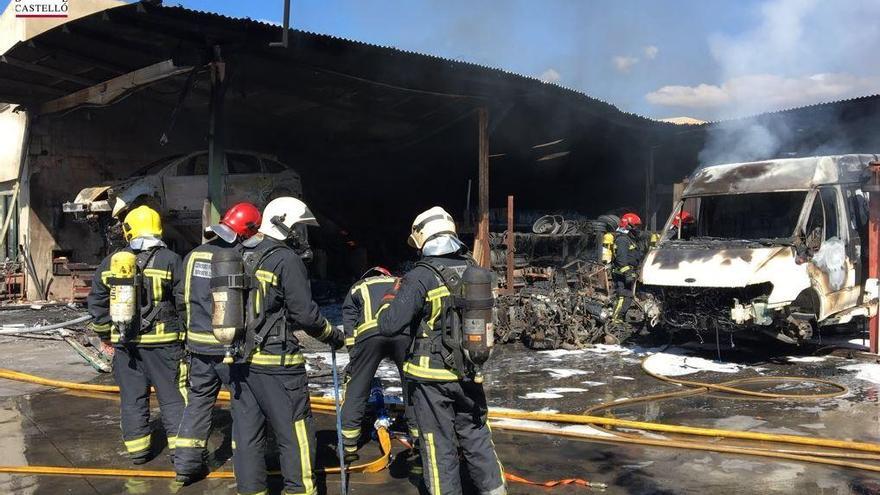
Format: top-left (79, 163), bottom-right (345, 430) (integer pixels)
top-left (0, 427), bottom-right (391, 479)
top-left (0, 357), bottom-right (877, 481)
top-left (0, 367), bottom-right (875, 454)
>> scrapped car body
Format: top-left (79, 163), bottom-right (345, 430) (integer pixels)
top-left (63, 150), bottom-right (303, 223)
top-left (641, 154), bottom-right (880, 343)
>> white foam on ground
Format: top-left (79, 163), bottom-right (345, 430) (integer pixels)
top-left (613, 375), bottom-right (635, 380)
top-left (643, 353), bottom-right (743, 376)
top-left (545, 387), bottom-right (588, 394)
top-left (542, 368), bottom-right (590, 379)
top-left (490, 407), bottom-right (527, 413)
top-left (559, 424), bottom-right (618, 438)
top-left (840, 363), bottom-right (880, 384)
top-left (537, 349), bottom-right (586, 358)
top-left (786, 356), bottom-right (826, 363)
top-left (490, 418), bottom-right (553, 429)
top-left (537, 407), bottom-right (559, 414)
top-left (490, 418), bottom-right (620, 439)
top-left (579, 381), bottom-right (607, 387)
top-left (521, 392), bottom-right (564, 399)
top-left (583, 344), bottom-right (634, 355)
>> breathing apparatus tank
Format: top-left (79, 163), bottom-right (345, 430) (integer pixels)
top-left (211, 249), bottom-right (248, 364)
top-left (460, 265), bottom-right (495, 384)
top-left (601, 232), bottom-right (615, 264)
top-left (108, 251), bottom-right (139, 345)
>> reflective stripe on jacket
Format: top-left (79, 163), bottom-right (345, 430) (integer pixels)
top-left (341, 275), bottom-right (397, 347)
top-left (88, 246), bottom-right (183, 346)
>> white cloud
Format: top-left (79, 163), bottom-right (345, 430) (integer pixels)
top-left (612, 55), bottom-right (639, 73)
top-left (643, 45), bottom-right (659, 60)
top-left (539, 68), bottom-right (561, 84)
top-left (646, 73), bottom-right (880, 111)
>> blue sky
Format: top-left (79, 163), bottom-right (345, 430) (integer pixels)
top-left (5, 0), bottom-right (879, 120)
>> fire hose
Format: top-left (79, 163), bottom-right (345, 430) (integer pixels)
top-left (0, 360), bottom-right (875, 483)
top-left (0, 314), bottom-right (93, 336)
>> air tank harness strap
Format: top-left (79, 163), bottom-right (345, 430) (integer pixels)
top-left (135, 249), bottom-right (161, 327)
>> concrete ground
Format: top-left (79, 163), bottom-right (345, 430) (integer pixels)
top-left (0, 307), bottom-right (879, 494)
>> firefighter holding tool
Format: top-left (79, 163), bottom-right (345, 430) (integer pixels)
top-left (214, 197), bottom-right (344, 495)
top-left (378, 206), bottom-right (506, 495)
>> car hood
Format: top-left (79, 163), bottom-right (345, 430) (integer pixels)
top-left (641, 244), bottom-right (795, 288)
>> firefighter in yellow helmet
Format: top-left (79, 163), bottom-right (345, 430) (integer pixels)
top-left (87, 205), bottom-right (186, 465)
top-left (378, 206), bottom-right (507, 495)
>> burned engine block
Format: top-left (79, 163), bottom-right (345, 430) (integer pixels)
top-left (495, 263), bottom-right (645, 350)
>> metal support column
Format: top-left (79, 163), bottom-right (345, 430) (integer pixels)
top-left (867, 161), bottom-right (880, 354)
top-left (475, 107), bottom-right (490, 268)
top-left (504, 195), bottom-right (515, 295)
top-left (207, 48), bottom-right (226, 226)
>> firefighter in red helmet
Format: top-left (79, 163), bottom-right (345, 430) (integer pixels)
top-left (611, 213), bottom-right (646, 323)
top-left (173, 202), bottom-right (262, 484)
top-left (669, 210), bottom-right (696, 240)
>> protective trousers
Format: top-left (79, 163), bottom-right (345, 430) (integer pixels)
top-left (231, 366), bottom-right (316, 495)
top-left (173, 353), bottom-right (231, 475)
top-left (340, 334), bottom-right (418, 452)
top-left (409, 380), bottom-right (506, 495)
top-left (112, 344), bottom-right (187, 461)
top-left (612, 275), bottom-right (634, 322)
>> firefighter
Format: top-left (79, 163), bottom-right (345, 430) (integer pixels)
top-left (87, 205), bottom-right (185, 465)
top-left (172, 202), bottom-right (262, 484)
top-left (229, 196), bottom-right (344, 495)
top-left (611, 212), bottom-right (646, 323)
top-left (666, 210), bottom-right (695, 240)
top-left (378, 206), bottom-right (506, 495)
top-left (339, 265), bottom-right (418, 463)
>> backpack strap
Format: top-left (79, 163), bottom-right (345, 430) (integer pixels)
top-left (135, 248), bottom-right (164, 327)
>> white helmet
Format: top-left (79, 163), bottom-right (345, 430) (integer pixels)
top-left (258, 197), bottom-right (319, 241)
top-left (408, 206), bottom-right (457, 249)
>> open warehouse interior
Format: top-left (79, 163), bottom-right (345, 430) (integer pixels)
top-left (0, 1), bottom-right (879, 303)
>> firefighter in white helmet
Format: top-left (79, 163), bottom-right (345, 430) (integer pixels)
top-left (228, 197), bottom-right (344, 495)
top-left (87, 205), bottom-right (185, 465)
top-left (378, 206), bottom-right (507, 495)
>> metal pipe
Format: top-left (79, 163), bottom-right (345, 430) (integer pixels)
top-left (505, 195), bottom-right (514, 295)
top-left (0, 314), bottom-right (92, 335)
top-left (269, 0), bottom-right (291, 48)
top-left (868, 161), bottom-right (880, 353)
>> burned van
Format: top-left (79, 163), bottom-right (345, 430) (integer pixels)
top-left (641, 154), bottom-right (880, 343)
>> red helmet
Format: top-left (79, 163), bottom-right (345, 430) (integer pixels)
top-left (206, 202), bottom-right (262, 243)
top-left (223, 202), bottom-right (262, 239)
top-left (672, 210), bottom-right (694, 227)
top-left (619, 213), bottom-right (642, 229)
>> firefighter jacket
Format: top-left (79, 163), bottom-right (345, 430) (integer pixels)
top-left (341, 275), bottom-right (397, 348)
top-left (176, 238), bottom-right (240, 356)
top-left (243, 237), bottom-right (343, 372)
top-left (377, 253), bottom-right (471, 383)
top-left (88, 246), bottom-right (183, 346)
top-left (612, 230), bottom-right (645, 277)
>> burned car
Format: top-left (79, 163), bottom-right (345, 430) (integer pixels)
top-left (63, 150), bottom-right (303, 248)
top-left (64, 150), bottom-right (302, 220)
top-left (641, 154), bottom-right (880, 343)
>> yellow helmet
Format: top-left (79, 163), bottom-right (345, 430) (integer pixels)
top-left (122, 205), bottom-right (163, 241)
top-left (408, 206), bottom-right (457, 249)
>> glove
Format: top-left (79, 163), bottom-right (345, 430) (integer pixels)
top-left (625, 270), bottom-right (637, 284)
